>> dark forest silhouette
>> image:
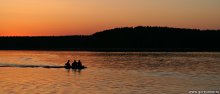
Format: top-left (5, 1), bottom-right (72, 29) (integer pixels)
top-left (1, 26), bottom-right (220, 51)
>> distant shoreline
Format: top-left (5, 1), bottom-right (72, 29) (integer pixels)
top-left (1, 48), bottom-right (220, 52)
top-left (1, 26), bottom-right (220, 52)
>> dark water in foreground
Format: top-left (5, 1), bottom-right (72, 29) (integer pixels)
top-left (0, 51), bottom-right (220, 94)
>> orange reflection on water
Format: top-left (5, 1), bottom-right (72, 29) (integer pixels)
top-left (0, 51), bottom-right (220, 94)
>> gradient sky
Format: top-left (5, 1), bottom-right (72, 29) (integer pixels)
top-left (1, 0), bottom-right (220, 36)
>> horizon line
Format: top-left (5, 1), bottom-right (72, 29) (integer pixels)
top-left (1, 26), bottom-right (220, 37)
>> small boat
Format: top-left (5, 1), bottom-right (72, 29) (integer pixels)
top-left (64, 65), bottom-right (87, 69)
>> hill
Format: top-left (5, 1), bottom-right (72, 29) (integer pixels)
top-left (1, 26), bottom-right (220, 51)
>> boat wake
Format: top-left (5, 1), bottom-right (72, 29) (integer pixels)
top-left (0, 63), bottom-right (64, 68)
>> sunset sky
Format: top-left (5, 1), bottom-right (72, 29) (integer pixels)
top-left (1, 0), bottom-right (220, 36)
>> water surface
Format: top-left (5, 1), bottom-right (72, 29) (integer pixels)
top-left (0, 51), bottom-right (220, 94)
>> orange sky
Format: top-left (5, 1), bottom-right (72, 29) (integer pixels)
top-left (1, 0), bottom-right (220, 36)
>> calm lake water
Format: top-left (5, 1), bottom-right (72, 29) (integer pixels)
top-left (0, 51), bottom-right (220, 94)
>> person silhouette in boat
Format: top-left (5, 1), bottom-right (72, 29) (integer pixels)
top-left (65, 60), bottom-right (71, 69)
top-left (77, 60), bottom-right (82, 67)
top-left (72, 60), bottom-right (78, 69)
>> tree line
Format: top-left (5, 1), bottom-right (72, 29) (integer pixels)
top-left (0, 26), bottom-right (220, 51)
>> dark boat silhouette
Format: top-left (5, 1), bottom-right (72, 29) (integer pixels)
top-left (64, 65), bottom-right (87, 69)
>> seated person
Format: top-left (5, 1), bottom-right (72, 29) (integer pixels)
top-left (72, 60), bottom-right (78, 69)
top-left (65, 60), bottom-right (71, 68)
top-left (78, 60), bottom-right (82, 67)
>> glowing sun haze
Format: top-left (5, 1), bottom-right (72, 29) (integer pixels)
top-left (0, 0), bottom-right (220, 36)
